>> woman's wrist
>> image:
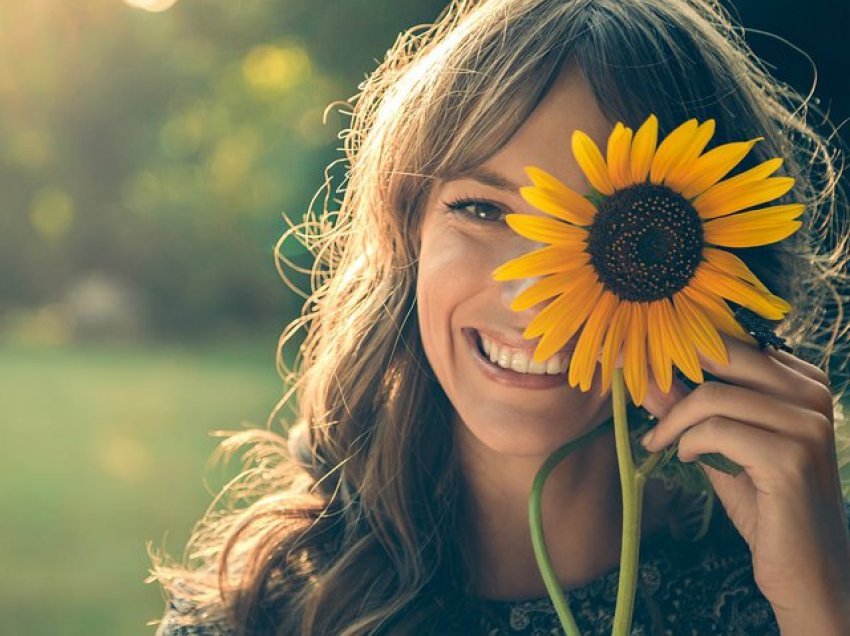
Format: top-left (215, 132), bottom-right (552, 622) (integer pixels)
top-left (772, 588), bottom-right (850, 635)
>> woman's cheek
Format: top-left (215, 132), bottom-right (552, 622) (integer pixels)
top-left (420, 227), bottom-right (497, 286)
top-left (416, 229), bottom-right (497, 371)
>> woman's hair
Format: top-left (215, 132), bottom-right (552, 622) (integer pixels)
top-left (149, 1), bottom-right (849, 634)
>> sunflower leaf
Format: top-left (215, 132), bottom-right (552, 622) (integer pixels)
top-left (697, 452), bottom-right (744, 477)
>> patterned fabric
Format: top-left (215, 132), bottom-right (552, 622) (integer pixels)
top-left (155, 500), bottom-right (850, 635)
top-left (473, 506), bottom-right (778, 635)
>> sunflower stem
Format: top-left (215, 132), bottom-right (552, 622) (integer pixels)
top-left (612, 367), bottom-right (643, 636)
top-left (529, 416), bottom-right (614, 636)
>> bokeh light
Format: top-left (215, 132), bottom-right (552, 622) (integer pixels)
top-left (123, 0), bottom-right (180, 13)
top-left (242, 43), bottom-right (312, 94)
top-left (29, 187), bottom-right (74, 241)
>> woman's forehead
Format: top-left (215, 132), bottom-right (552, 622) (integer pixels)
top-left (479, 64), bottom-right (613, 196)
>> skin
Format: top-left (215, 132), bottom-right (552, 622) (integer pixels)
top-left (415, 62), bottom-right (850, 631)
top-left (642, 344), bottom-right (850, 633)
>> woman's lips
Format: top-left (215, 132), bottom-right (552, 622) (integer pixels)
top-left (463, 327), bottom-right (573, 390)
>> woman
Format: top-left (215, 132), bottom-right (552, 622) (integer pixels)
top-left (150, 0), bottom-right (850, 633)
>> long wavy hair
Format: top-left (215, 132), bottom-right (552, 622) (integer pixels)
top-left (149, 0), bottom-right (849, 633)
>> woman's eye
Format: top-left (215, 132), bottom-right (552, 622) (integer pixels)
top-left (445, 198), bottom-right (506, 224)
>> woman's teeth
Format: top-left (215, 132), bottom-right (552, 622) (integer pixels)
top-left (479, 332), bottom-right (569, 375)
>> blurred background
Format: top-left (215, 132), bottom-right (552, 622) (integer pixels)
top-left (0, 1), bottom-right (846, 634)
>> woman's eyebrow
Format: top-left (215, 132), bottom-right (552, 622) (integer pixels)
top-left (447, 167), bottom-right (522, 193)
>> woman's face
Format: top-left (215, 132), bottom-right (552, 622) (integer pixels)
top-left (416, 67), bottom-right (616, 457)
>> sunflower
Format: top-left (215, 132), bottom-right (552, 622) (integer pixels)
top-left (491, 114), bottom-right (802, 406)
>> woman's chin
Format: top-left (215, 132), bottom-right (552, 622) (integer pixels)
top-left (454, 408), bottom-right (612, 459)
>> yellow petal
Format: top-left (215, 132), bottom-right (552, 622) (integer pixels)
top-left (658, 297), bottom-right (703, 384)
top-left (701, 260), bottom-right (791, 314)
top-left (702, 247), bottom-right (769, 293)
top-left (707, 221), bottom-right (803, 248)
top-left (607, 123), bottom-right (634, 190)
top-left (523, 166), bottom-right (598, 223)
top-left (509, 266), bottom-right (596, 312)
top-left (522, 268), bottom-right (598, 335)
top-left (629, 114), bottom-right (658, 184)
top-left (679, 137), bottom-right (763, 199)
top-left (681, 284), bottom-right (757, 345)
top-left (505, 213), bottom-right (589, 246)
top-left (623, 303), bottom-right (648, 406)
top-left (649, 118), bottom-right (699, 184)
top-left (646, 300), bottom-right (672, 393)
top-left (696, 157), bottom-right (783, 199)
top-left (519, 187), bottom-right (593, 227)
top-left (492, 245), bottom-right (589, 281)
top-left (664, 119), bottom-right (717, 190)
top-left (694, 174), bottom-right (793, 221)
top-left (569, 290), bottom-right (618, 391)
top-left (673, 291), bottom-right (729, 366)
top-left (531, 281), bottom-right (603, 362)
top-left (572, 130), bottom-right (615, 195)
top-left (703, 204), bottom-right (804, 247)
top-left (600, 301), bottom-right (630, 394)
top-left (692, 263), bottom-right (790, 320)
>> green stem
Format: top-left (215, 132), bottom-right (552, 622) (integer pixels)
top-left (529, 416), bottom-right (614, 636)
top-left (612, 368), bottom-right (645, 636)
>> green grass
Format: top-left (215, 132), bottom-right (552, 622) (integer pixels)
top-left (0, 340), bottom-right (286, 635)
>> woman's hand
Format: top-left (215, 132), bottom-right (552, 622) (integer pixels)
top-left (639, 335), bottom-right (850, 634)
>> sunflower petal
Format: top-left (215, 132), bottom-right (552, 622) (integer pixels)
top-left (658, 297), bottom-right (704, 384)
top-left (531, 281), bottom-right (603, 362)
top-left (492, 245), bottom-right (589, 281)
top-left (509, 266), bottom-right (596, 312)
top-left (681, 285), bottom-right (757, 345)
top-left (694, 175), bottom-right (793, 220)
top-left (630, 114), bottom-right (658, 184)
top-left (569, 290), bottom-right (618, 391)
top-left (623, 303), bottom-right (648, 406)
top-left (521, 268), bottom-right (598, 335)
top-left (523, 166), bottom-right (598, 223)
top-left (692, 157), bottom-right (784, 219)
top-left (519, 186), bottom-right (595, 227)
top-left (679, 137), bottom-right (763, 199)
top-left (649, 119), bottom-right (699, 184)
top-left (702, 247), bottom-right (769, 293)
top-left (701, 260), bottom-right (790, 314)
top-left (692, 263), bottom-right (791, 320)
top-left (505, 213), bottom-right (589, 246)
top-left (572, 130), bottom-right (615, 195)
top-left (664, 119), bottom-right (717, 190)
top-left (600, 301), bottom-right (630, 394)
top-left (607, 123), bottom-right (634, 191)
top-left (646, 300), bottom-right (672, 393)
top-left (703, 204), bottom-right (804, 247)
top-left (673, 292), bottom-right (729, 366)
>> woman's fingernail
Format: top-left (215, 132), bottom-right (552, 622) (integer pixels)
top-left (641, 429), bottom-right (655, 449)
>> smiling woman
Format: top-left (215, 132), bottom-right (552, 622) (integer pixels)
top-left (149, 1), bottom-right (850, 634)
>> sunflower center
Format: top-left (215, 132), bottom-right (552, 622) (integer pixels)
top-left (587, 183), bottom-right (703, 302)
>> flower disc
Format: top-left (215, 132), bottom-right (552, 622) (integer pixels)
top-left (587, 183), bottom-right (703, 302)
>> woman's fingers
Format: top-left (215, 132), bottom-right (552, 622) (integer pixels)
top-left (764, 346), bottom-right (832, 386)
top-left (696, 335), bottom-right (832, 413)
top-left (642, 373), bottom-right (690, 418)
top-left (642, 381), bottom-right (834, 452)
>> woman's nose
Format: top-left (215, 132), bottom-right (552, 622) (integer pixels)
top-left (499, 272), bottom-right (551, 331)
top-left (497, 240), bottom-right (550, 324)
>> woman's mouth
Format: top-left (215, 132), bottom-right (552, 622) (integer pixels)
top-left (463, 327), bottom-right (576, 390)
